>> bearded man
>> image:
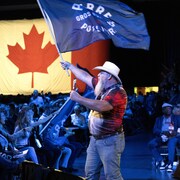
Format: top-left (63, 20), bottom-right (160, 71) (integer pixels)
top-left (60, 61), bottom-right (127, 180)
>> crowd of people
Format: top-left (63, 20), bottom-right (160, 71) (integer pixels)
top-left (0, 60), bottom-right (179, 179)
top-left (0, 89), bottom-right (89, 179)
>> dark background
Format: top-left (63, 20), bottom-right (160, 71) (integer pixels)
top-left (0, 0), bottom-right (179, 90)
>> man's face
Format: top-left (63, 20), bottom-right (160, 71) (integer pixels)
top-left (74, 108), bottom-right (81, 115)
top-left (163, 106), bottom-right (172, 115)
top-left (33, 90), bottom-right (38, 97)
top-left (94, 71), bottom-right (110, 96)
top-left (26, 109), bottom-right (34, 121)
top-left (173, 105), bottom-right (180, 115)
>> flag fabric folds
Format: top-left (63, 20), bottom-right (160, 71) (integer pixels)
top-left (0, 18), bottom-right (109, 95)
top-left (37, 0), bottom-right (150, 52)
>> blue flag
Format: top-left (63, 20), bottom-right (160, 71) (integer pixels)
top-left (37, 0), bottom-right (150, 52)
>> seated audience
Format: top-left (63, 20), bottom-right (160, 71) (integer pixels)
top-left (12, 104), bottom-right (54, 164)
top-left (148, 103), bottom-right (180, 172)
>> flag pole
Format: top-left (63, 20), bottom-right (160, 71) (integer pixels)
top-left (37, 0), bottom-right (69, 76)
top-left (59, 51), bottom-right (70, 76)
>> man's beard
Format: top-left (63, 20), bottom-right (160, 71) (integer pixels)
top-left (94, 79), bottom-right (105, 97)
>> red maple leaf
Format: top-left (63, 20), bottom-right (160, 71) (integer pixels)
top-left (7, 25), bottom-right (59, 88)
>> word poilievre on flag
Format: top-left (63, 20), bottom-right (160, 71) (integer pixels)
top-left (37, 0), bottom-right (150, 53)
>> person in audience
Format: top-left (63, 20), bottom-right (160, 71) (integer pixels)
top-left (42, 123), bottom-right (72, 171)
top-left (123, 103), bottom-right (134, 135)
top-left (62, 126), bottom-right (84, 172)
top-left (0, 108), bottom-right (27, 178)
top-left (71, 104), bottom-right (86, 127)
top-left (70, 104), bottom-right (89, 144)
top-left (29, 103), bottom-right (40, 119)
top-left (0, 107), bottom-right (15, 151)
top-left (0, 108), bottom-right (9, 137)
top-left (5, 103), bottom-right (18, 134)
top-left (30, 89), bottom-right (44, 109)
top-left (0, 134), bottom-right (25, 179)
top-left (13, 105), bottom-right (39, 163)
top-left (173, 104), bottom-right (180, 115)
top-left (148, 102), bottom-right (180, 172)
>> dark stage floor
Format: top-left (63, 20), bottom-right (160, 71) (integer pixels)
top-left (72, 131), bottom-right (179, 180)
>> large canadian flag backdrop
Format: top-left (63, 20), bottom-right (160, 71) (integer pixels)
top-left (0, 18), bottom-right (109, 95)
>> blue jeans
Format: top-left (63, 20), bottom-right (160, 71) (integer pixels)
top-left (65, 141), bottom-right (83, 168)
top-left (18, 146), bottom-right (39, 164)
top-left (168, 137), bottom-right (178, 165)
top-left (148, 136), bottom-right (178, 165)
top-left (55, 146), bottom-right (72, 169)
top-left (85, 133), bottom-right (125, 180)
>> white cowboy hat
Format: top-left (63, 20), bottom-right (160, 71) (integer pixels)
top-left (93, 61), bottom-right (121, 83)
top-left (162, 103), bottom-right (172, 108)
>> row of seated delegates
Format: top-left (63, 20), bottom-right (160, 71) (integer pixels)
top-left (127, 91), bottom-right (167, 133)
top-left (29, 89), bottom-right (55, 118)
top-left (29, 90), bottom-right (68, 121)
top-left (148, 103), bottom-right (180, 173)
top-left (0, 103), bottom-right (58, 174)
top-left (19, 104), bottom-right (71, 168)
top-left (29, 89), bottom-right (69, 113)
top-left (0, 105), bottom-right (43, 178)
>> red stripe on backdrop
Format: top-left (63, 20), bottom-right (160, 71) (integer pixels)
top-left (71, 40), bottom-right (110, 93)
